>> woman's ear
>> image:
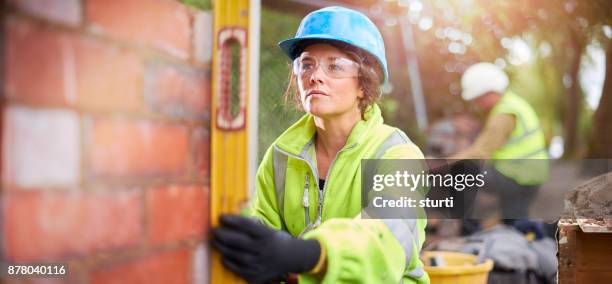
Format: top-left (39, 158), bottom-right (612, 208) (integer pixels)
top-left (358, 85), bottom-right (365, 99)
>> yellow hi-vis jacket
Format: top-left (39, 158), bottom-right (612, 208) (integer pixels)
top-left (250, 104), bottom-right (429, 283)
top-left (491, 91), bottom-right (549, 185)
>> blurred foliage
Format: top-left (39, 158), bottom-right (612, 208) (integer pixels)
top-left (257, 7), bottom-right (303, 162)
top-left (375, 0), bottom-right (611, 156)
top-left (180, 0), bottom-right (210, 10)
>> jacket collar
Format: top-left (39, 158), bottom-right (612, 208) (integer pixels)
top-left (274, 104), bottom-right (384, 156)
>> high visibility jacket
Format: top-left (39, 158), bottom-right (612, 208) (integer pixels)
top-left (250, 104), bottom-right (429, 283)
top-left (490, 91), bottom-right (549, 185)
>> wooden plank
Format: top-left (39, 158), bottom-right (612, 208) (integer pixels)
top-left (558, 220), bottom-right (612, 283)
top-left (558, 222), bottom-right (578, 284)
top-left (575, 231), bottom-right (612, 282)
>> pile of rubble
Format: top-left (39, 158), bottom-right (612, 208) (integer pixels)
top-left (564, 171), bottom-right (612, 232)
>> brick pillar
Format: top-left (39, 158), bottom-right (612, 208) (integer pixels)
top-left (1, 0), bottom-right (213, 283)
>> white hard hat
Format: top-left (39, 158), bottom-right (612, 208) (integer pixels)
top-left (460, 62), bottom-right (509, 100)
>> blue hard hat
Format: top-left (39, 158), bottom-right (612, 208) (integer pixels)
top-left (278, 6), bottom-right (389, 82)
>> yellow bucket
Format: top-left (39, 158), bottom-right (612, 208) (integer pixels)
top-left (422, 251), bottom-right (494, 284)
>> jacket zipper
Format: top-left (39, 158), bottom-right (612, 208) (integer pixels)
top-left (274, 143), bottom-right (358, 234)
top-left (314, 142), bottom-right (357, 227)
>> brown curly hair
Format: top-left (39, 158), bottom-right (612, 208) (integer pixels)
top-left (283, 41), bottom-right (383, 119)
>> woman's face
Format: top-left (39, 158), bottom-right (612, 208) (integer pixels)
top-left (296, 44), bottom-right (363, 119)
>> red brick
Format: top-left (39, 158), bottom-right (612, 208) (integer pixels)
top-left (87, 0), bottom-right (192, 59)
top-left (146, 185), bottom-right (208, 245)
top-left (144, 62), bottom-right (209, 119)
top-left (2, 189), bottom-right (142, 262)
top-left (2, 106), bottom-right (80, 188)
top-left (90, 249), bottom-right (190, 284)
top-left (4, 18), bottom-right (69, 106)
top-left (4, 19), bottom-right (143, 111)
top-left (9, 0), bottom-right (82, 27)
top-left (88, 118), bottom-right (189, 178)
top-left (72, 37), bottom-right (143, 112)
top-left (191, 127), bottom-right (210, 179)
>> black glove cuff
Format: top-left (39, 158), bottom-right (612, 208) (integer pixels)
top-left (287, 238), bottom-right (321, 273)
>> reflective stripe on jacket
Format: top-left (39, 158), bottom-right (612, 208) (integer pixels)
top-left (250, 104), bottom-right (429, 283)
top-left (490, 91), bottom-right (549, 185)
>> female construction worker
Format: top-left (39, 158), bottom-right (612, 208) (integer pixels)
top-left (212, 6), bottom-right (429, 283)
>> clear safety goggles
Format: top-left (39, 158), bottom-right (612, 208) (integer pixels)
top-left (293, 55), bottom-right (360, 79)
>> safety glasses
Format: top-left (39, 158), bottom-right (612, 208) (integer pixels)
top-left (293, 55), bottom-right (360, 79)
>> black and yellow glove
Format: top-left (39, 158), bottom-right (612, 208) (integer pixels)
top-left (211, 215), bottom-right (321, 283)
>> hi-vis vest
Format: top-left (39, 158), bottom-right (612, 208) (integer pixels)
top-left (250, 104), bottom-right (429, 284)
top-left (491, 91), bottom-right (549, 185)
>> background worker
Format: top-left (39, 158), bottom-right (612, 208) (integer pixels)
top-left (211, 6), bottom-right (429, 284)
top-left (450, 62), bottom-right (549, 233)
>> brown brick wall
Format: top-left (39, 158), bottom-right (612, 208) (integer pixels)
top-left (1, 0), bottom-right (212, 283)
